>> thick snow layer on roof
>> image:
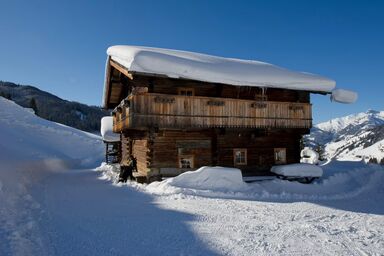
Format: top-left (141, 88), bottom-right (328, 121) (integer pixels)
top-left (271, 163), bottom-right (323, 178)
top-left (101, 117), bottom-right (120, 142)
top-left (107, 45), bottom-right (336, 93)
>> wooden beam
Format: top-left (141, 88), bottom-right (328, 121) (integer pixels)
top-left (110, 59), bottom-right (134, 80)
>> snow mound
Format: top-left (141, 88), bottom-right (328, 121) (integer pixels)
top-left (146, 166), bottom-right (250, 196)
top-left (300, 147), bottom-right (319, 164)
top-left (142, 161), bottom-right (384, 201)
top-left (107, 45), bottom-right (336, 93)
top-left (100, 116), bottom-right (120, 142)
top-left (170, 166), bottom-right (245, 191)
top-left (271, 163), bottom-right (323, 177)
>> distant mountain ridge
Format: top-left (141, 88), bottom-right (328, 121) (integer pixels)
top-left (0, 81), bottom-right (109, 132)
top-left (306, 110), bottom-right (384, 163)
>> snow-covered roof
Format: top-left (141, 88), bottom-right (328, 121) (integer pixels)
top-left (107, 45), bottom-right (336, 93)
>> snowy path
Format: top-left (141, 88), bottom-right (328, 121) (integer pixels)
top-left (34, 169), bottom-right (217, 256)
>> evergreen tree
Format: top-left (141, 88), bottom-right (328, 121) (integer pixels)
top-left (314, 142), bottom-right (326, 161)
top-left (29, 98), bottom-right (38, 115)
top-left (0, 92), bottom-right (12, 100)
top-left (300, 136), bottom-right (308, 151)
top-left (369, 157), bottom-right (378, 164)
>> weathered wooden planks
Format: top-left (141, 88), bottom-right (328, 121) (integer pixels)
top-left (113, 93), bottom-right (312, 132)
top-left (122, 128), bottom-right (306, 178)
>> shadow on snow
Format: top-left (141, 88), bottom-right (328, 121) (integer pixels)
top-left (36, 170), bottom-right (218, 256)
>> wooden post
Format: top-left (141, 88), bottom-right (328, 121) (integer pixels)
top-left (211, 128), bottom-right (218, 166)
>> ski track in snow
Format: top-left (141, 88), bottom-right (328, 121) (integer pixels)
top-left (154, 197), bottom-right (384, 256)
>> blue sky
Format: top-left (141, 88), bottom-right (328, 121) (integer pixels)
top-left (0, 0), bottom-right (383, 123)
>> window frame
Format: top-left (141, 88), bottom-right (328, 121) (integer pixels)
top-left (179, 155), bottom-right (194, 169)
top-left (233, 148), bottom-right (247, 165)
top-left (177, 87), bottom-right (195, 96)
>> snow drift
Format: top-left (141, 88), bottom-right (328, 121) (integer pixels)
top-left (169, 166), bottom-right (244, 191)
top-left (271, 163), bottom-right (323, 178)
top-left (137, 161), bottom-right (384, 201)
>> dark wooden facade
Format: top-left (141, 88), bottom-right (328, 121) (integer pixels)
top-left (104, 59), bottom-right (312, 181)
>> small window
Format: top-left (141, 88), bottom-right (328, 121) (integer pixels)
top-left (233, 149), bottom-right (247, 165)
top-left (274, 148), bottom-right (286, 164)
top-left (178, 88), bottom-right (194, 96)
top-left (179, 155), bottom-right (194, 168)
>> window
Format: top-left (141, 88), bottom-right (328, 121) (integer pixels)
top-left (274, 148), bottom-right (286, 164)
top-left (178, 88), bottom-right (194, 96)
top-left (233, 149), bottom-right (247, 165)
top-left (179, 155), bottom-right (194, 168)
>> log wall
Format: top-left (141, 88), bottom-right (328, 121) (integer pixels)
top-left (216, 129), bottom-right (304, 174)
top-left (151, 130), bottom-right (212, 169)
top-left (122, 128), bottom-right (308, 178)
top-left (106, 71), bottom-right (311, 109)
top-left (130, 74), bottom-right (310, 103)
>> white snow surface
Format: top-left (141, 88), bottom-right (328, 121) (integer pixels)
top-left (169, 166), bottom-right (245, 191)
top-left (357, 139), bottom-right (384, 161)
top-left (300, 147), bottom-right (320, 164)
top-left (107, 45), bottom-right (336, 93)
top-left (271, 163), bottom-right (323, 178)
top-left (1, 97), bottom-right (384, 255)
top-left (100, 116), bottom-right (120, 142)
top-left (0, 97), bottom-right (103, 167)
top-left (331, 88), bottom-right (358, 104)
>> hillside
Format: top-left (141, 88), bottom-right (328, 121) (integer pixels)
top-left (0, 81), bottom-right (109, 132)
top-left (0, 97), bottom-right (104, 166)
top-left (306, 110), bottom-right (384, 163)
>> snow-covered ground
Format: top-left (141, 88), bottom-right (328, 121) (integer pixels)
top-left (99, 161), bottom-right (384, 255)
top-left (1, 97), bottom-right (384, 255)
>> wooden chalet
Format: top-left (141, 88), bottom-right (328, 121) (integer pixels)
top-left (102, 45), bottom-right (338, 182)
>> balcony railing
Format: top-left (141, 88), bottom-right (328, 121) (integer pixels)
top-left (113, 93), bottom-right (312, 132)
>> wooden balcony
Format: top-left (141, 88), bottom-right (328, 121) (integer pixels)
top-left (113, 93), bottom-right (312, 132)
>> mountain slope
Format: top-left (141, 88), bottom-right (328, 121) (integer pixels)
top-left (0, 81), bottom-right (109, 132)
top-left (306, 110), bottom-right (384, 162)
top-left (0, 96), bottom-right (103, 167)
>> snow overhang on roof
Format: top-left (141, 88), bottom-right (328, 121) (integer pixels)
top-left (106, 45), bottom-right (336, 92)
top-left (100, 116), bottom-right (120, 142)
